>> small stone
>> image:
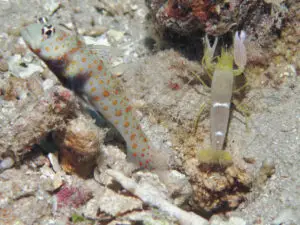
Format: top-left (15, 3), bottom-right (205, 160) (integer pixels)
top-left (52, 173), bottom-right (64, 190)
top-left (0, 157), bottom-right (15, 172)
top-left (107, 29), bottom-right (125, 43)
top-left (79, 26), bottom-right (107, 37)
top-left (42, 79), bottom-right (55, 91)
top-left (47, 153), bottom-right (61, 173)
top-left (83, 35), bottom-right (110, 46)
top-left (7, 55), bottom-right (43, 78)
top-left (43, 0), bottom-right (60, 13)
top-left (83, 188), bottom-right (142, 218)
top-left (210, 215), bottom-right (246, 225)
top-left (0, 58), bottom-right (8, 72)
top-left (271, 208), bottom-right (300, 225)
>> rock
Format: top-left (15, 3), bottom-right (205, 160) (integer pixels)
top-left (7, 54), bottom-right (44, 78)
top-left (0, 82), bottom-right (80, 159)
top-left (107, 29), bottom-right (125, 43)
top-left (186, 158), bottom-right (252, 212)
top-left (0, 168), bottom-right (40, 204)
top-left (271, 208), bottom-right (300, 225)
top-left (43, 0), bottom-right (60, 14)
top-left (107, 169), bottom-right (208, 225)
top-left (83, 188), bottom-right (143, 218)
top-left (0, 57), bottom-right (8, 72)
top-left (47, 153), bottom-right (61, 173)
top-left (94, 145), bottom-right (136, 186)
top-left (254, 158), bottom-right (276, 188)
top-left (42, 79), bottom-right (55, 91)
top-left (40, 165), bottom-right (63, 191)
top-left (83, 35), bottom-right (110, 46)
top-left (157, 169), bottom-right (193, 205)
top-left (209, 215), bottom-right (247, 225)
top-left (109, 210), bottom-right (178, 225)
top-left (0, 157), bottom-right (15, 172)
top-left (54, 115), bottom-right (105, 178)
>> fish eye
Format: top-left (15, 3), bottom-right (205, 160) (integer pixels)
top-left (37, 17), bottom-right (48, 24)
top-left (42, 24), bottom-right (55, 39)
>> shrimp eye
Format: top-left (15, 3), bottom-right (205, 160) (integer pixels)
top-left (42, 25), bottom-right (55, 39)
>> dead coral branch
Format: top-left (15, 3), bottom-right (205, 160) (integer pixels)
top-left (107, 169), bottom-right (209, 225)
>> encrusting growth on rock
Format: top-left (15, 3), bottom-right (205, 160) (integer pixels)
top-left (54, 115), bottom-right (105, 178)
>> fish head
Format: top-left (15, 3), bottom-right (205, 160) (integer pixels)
top-left (21, 23), bottom-right (44, 53)
top-left (21, 23), bottom-right (79, 61)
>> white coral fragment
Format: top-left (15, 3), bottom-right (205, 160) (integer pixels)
top-left (107, 169), bottom-right (208, 225)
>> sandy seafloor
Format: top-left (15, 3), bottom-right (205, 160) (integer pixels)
top-left (0, 0), bottom-right (299, 225)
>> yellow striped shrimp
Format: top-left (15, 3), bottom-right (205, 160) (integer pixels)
top-left (204, 31), bottom-right (247, 150)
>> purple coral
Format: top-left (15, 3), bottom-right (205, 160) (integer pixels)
top-left (56, 185), bottom-right (92, 208)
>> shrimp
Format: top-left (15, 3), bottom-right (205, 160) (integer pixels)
top-left (203, 31), bottom-right (247, 150)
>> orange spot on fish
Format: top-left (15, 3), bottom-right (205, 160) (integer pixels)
top-left (99, 80), bottom-right (104, 84)
top-left (92, 96), bottom-right (101, 101)
top-left (124, 121), bottom-right (130, 127)
top-left (103, 105), bottom-right (109, 111)
top-left (88, 71), bottom-right (93, 77)
top-left (69, 47), bottom-right (79, 54)
top-left (91, 87), bottom-right (96, 92)
top-left (144, 138), bottom-right (148, 143)
top-left (88, 64), bottom-right (92, 69)
top-left (132, 143), bottom-right (137, 149)
top-left (103, 90), bottom-right (110, 97)
top-left (125, 106), bottom-right (132, 113)
top-left (93, 60), bottom-right (97, 64)
top-left (98, 64), bottom-right (103, 71)
top-left (133, 152), bottom-right (137, 157)
top-left (112, 100), bottom-right (118, 105)
top-left (142, 148), bottom-right (146, 152)
top-left (130, 134), bottom-right (136, 140)
top-left (45, 46), bottom-right (50, 52)
top-left (115, 110), bottom-right (122, 117)
top-left (79, 67), bottom-right (84, 72)
top-left (82, 57), bottom-right (87, 62)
